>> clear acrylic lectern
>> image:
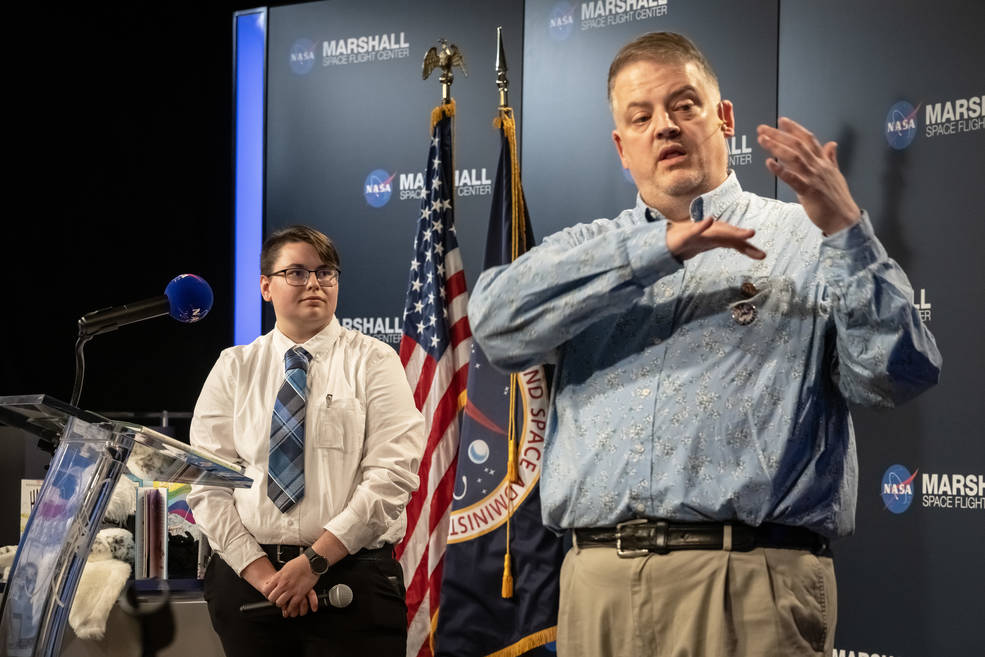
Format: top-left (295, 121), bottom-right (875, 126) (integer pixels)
top-left (0, 394), bottom-right (252, 657)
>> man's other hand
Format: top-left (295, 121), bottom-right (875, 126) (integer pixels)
top-left (667, 217), bottom-right (766, 261)
top-left (757, 117), bottom-right (860, 235)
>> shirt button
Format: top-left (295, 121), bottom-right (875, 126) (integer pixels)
top-left (740, 281), bottom-right (758, 297)
top-left (634, 503), bottom-right (646, 513)
top-left (634, 444), bottom-right (644, 453)
top-left (286, 519), bottom-right (294, 527)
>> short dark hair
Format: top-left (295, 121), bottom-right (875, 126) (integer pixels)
top-left (260, 225), bottom-right (340, 275)
top-left (607, 32), bottom-right (719, 103)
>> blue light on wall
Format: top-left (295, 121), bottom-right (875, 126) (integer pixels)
top-left (233, 10), bottom-right (266, 345)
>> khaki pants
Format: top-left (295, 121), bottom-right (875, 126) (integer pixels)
top-left (557, 542), bottom-right (836, 657)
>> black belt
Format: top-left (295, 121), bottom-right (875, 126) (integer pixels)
top-left (573, 520), bottom-right (830, 557)
top-left (260, 544), bottom-right (394, 565)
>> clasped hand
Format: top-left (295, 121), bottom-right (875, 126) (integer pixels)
top-left (258, 556), bottom-right (320, 618)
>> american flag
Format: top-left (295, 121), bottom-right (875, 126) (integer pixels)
top-left (397, 106), bottom-right (472, 657)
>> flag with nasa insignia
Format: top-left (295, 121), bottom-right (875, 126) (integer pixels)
top-left (435, 107), bottom-right (565, 657)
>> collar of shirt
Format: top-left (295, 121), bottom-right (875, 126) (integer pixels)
top-left (637, 171), bottom-right (744, 224)
top-left (271, 316), bottom-right (343, 362)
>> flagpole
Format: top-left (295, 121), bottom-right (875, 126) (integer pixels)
top-left (496, 26), bottom-right (509, 110)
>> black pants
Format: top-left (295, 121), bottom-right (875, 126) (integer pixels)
top-left (203, 551), bottom-right (407, 657)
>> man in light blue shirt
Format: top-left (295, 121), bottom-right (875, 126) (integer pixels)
top-left (468, 32), bottom-right (940, 657)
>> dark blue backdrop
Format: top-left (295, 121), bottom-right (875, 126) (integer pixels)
top-left (258, 2), bottom-right (984, 655)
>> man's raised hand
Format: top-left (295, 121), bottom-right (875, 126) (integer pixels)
top-left (757, 117), bottom-right (860, 235)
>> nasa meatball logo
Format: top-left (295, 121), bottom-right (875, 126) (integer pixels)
top-left (448, 364), bottom-right (550, 543)
top-left (363, 169), bottom-right (395, 208)
top-left (884, 101), bottom-right (919, 150)
top-left (881, 464), bottom-right (917, 514)
top-left (289, 38), bottom-right (316, 75)
top-left (549, 2), bottom-right (575, 40)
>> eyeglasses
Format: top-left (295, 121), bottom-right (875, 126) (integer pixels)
top-left (266, 267), bottom-right (340, 287)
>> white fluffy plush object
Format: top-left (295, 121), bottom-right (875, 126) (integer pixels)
top-left (0, 544), bottom-right (16, 582)
top-left (104, 476), bottom-right (137, 524)
top-left (88, 527), bottom-right (135, 565)
top-left (69, 528), bottom-right (134, 640)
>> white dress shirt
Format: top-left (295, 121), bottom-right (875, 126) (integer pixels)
top-left (187, 317), bottom-right (425, 575)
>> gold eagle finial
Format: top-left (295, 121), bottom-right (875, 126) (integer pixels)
top-left (422, 39), bottom-right (468, 104)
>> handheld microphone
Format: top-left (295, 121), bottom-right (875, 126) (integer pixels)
top-left (239, 584), bottom-right (354, 617)
top-left (78, 274), bottom-right (214, 338)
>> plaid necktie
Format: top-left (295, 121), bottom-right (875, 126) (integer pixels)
top-left (267, 345), bottom-right (312, 512)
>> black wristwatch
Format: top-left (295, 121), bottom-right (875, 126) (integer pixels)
top-left (303, 547), bottom-right (329, 575)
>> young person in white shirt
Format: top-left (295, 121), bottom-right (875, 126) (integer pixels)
top-left (188, 225), bottom-right (425, 657)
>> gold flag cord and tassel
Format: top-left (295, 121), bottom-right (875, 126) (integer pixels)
top-left (495, 105), bottom-right (529, 601)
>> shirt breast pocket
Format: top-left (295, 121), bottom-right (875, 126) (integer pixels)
top-left (312, 398), bottom-right (365, 452)
top-left (725, 275), bottom-right (809, 357)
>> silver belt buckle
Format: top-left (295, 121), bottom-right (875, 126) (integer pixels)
top-left (275, 545), bottom-right (299, 564)
top-left (616, 518), bottom-right (650, 558)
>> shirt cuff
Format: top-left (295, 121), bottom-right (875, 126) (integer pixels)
top-left (622, 221), bottom-right (682, 286)
top-left (221, 533), bottom-right (266, 576)
top-left (323, 508), bottom-right (374, 555)
top-left (818, 210), bottom-right (888, 283)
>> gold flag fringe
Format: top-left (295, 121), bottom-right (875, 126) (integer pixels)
top-left (495, 106), bottom-right (528, 600)
top-left (429, 607), bottom-right (440, 654)
top-left (485, 626), bottom-right (559, 657)
top-left (431, 99), bottom-right (456, 131)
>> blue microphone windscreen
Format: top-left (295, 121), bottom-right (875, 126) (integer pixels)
top-left (165, 274), bottom-right (214, 323)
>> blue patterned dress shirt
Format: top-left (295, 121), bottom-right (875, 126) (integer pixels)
top-left (468, 173), bottom-right (941, 538)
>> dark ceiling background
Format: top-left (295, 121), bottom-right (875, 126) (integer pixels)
top-left (2, 3), bottom-right (301, 417)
